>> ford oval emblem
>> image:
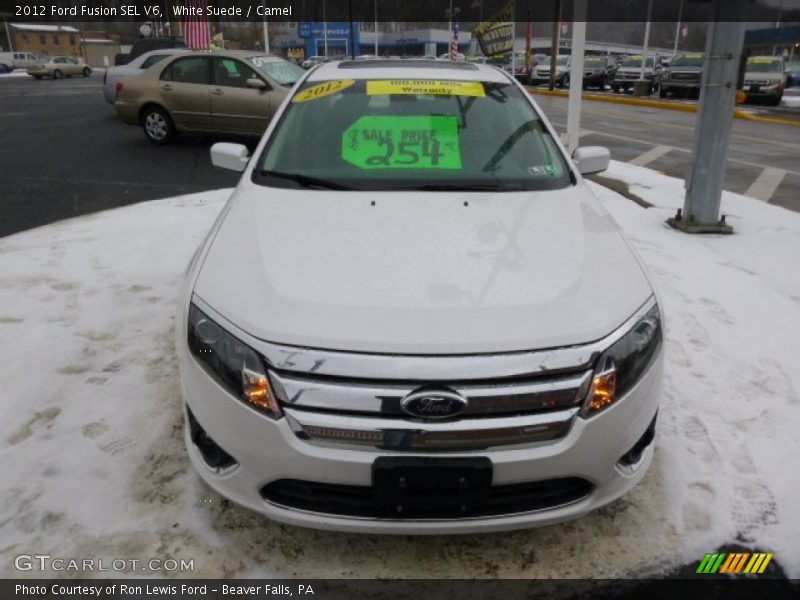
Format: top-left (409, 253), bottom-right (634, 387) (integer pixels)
top-left (400, 388), bottom-right (468, 420)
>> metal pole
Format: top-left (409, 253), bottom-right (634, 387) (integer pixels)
top-left (448, 0), bottom-right (453, 57)
top-left (374, 0), bottom-right (378, 56)
top-left (567, 0), bottom-right (587, 155)
top-left (673, 0), bottom-right (683, 55)
top-left (348, 0), bottom-right (356, 59)
top-left (668, 0), bottom-right (748, 234)
top-left (640, 0), bottom-right (652, 81)
top-left (548, 0), bottom-right (561, 91)
top-left (323, 0), bottom-right (328, 57)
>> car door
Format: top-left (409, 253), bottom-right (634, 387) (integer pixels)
top-left (209, 57), bottom-right (272, 135)
top-left (67, 58), bottom-right (81, 75)
top-left (158, 56), bottom-right (212, 131)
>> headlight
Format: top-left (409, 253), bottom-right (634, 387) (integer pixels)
top-left (187, 304), bottom-right (282, 419)
top-left (581, 303), bottom-right (662, 417)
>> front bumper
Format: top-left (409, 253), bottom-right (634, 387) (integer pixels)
top-left (742, 83), bottom-right (782, 98)
top-left (178, 335), bottom-right (663, 534)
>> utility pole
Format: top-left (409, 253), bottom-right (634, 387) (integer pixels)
top-left (374, 0), bottom-right (378, 56)
top-left (4, 17), bottom-right (13, 53)
top-left (268, 2), bottom-right (269, 54)
top-left (548, 0), bottom-right (561, 91)
top-left (668, 0), bottom-right (748, 234)
top-left (673, 0), bottom-right (683, 55)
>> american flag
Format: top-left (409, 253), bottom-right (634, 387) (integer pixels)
top-left (184, 0), bottom-right (211, 50)
top-left (450, 22), bottom-right (459, 60)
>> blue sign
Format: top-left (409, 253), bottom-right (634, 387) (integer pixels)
top-left (301, 22), bottom-right (360, 59)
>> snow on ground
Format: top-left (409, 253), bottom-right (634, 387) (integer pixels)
top-left (0, 69), bottom-right (32, 78)
top-left (781, 95), bottom-right (800, 108)
top-left (0, 166), bottom-right (798, 579)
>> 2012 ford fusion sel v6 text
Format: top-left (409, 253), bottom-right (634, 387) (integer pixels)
top-left (176, 60), bottom-right (664, 534)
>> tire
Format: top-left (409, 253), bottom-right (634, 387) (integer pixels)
top-left (0, 64), bottom-right (10, 74)
top-left (659, 86), bottom-right (667, 98)
top-left (611, 84), bottom-right (619, 93)
top-left (141, 106), bottom-right (175, 144)
top-left (83, 67), bottom-right (91, 77)
top-left (770, 95), bottom-right (782, 106)
top-left (53, 69), bottom-right (63, 79)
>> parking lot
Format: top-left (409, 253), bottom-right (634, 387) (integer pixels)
top-left (1, 72), bottom-right (799, 237)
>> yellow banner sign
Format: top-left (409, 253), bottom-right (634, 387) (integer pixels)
top-left (367, 80), bottom-right (485, 97)
top-left (292, 80), bottom-right (355, 103)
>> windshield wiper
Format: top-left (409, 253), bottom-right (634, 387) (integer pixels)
top-left (260, 170), bottom-right (354, 190)
top-left (410, 183), bottom-right (510, 192)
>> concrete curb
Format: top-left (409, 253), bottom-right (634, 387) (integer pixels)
top-left (525, 86), bottom-right (800, 127)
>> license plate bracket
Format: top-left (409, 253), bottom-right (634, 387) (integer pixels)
top-left (372, 457), bottom-right (492, 517)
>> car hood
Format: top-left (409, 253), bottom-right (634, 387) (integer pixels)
top-left (745, 71), bottom-right (782, 81)
top-left (194, 184), bottom-right (654, 354)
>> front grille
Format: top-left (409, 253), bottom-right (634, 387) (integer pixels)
top-left (670, 71), bottom-right (701, 81)
top-left (261, 477), bottom-right (593, 519)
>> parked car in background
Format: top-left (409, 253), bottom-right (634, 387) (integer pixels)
top-left (582, 55), bottom-right (616, 90)
top-left (660, 52), bottom-right (704, 99)
top-left (178, 60), bottom-right (663, 534)
top-left (611, 55), bottom-right (662, 94)
top-left (114, 37), bottom-right (186, 66)
top-left (102, 48), bottom-right (187, 104)
top-left (27, 56), bottom-right (90, 79)
top-left (0, 51), bottom-right (38, 71)
top-left (530, 55), bottom-right (571, 87)
top-left (785, 62), bottom-right (800, 88)
top-left (301, 56), bottom-right (331, 69)
top-left (742, 56), bottom-right (786, 105)
top-left (114, 51), bottom-right (305, 143)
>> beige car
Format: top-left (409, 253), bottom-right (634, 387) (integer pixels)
top-left (27, 56), bottom-right (91, 79)
top-left (114, 50), bottom-right (305, 144)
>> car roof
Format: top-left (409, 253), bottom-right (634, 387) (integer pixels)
top-left (307, 59), bottom-right (511, 83)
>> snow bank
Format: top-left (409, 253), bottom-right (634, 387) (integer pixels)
top-left (0, 167), bottom-right (798, 579)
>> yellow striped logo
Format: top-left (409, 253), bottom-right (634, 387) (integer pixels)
top-left (697, 552), bottom-right (773, 574)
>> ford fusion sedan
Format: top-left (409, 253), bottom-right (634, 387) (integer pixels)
top-left (114, 50), bottom-right (305, 143)
top-left (27, 56), bottom-right (90, 79)
top-left (177, 60), bottom-right (664, 533)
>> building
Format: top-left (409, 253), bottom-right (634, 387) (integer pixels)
top-left (8, 24), bottom-right (81, 57)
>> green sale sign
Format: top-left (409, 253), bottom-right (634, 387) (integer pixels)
top-left (341, 116), bottom-right (462, 170)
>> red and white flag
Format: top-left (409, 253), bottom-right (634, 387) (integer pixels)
top-left (184, 0), bottom-right (211, 50)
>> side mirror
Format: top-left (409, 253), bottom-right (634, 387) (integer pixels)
top-left (573, 146), bottom-right (610, 175)
top-left (246, 78), bottom-right (267, 90)
top-left (210, 143), bottom-right (249, 172)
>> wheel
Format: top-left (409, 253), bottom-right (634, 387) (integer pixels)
top-left (563, 74), bottom-right (570, 88)
top-left (0, 64), bottom-right (9, 74)
top-left (611, 84), bottom-right (619, 93)
top-left (83, 67), bottom-right (91, 77)
top-left (53, 69), bottom-right (63, 79)
top-left (659, 86), bottom-right (667, 98)
top-left (141, 106), bottom-right (175, 144)
top-left (770, 95), bottom-right (782, 106)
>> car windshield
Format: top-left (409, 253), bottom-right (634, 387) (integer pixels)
top-left (255, 78), bottom-right (572, 192)
top-left (622, 57), bottom-right (654, 68)
top-left (555, 56), bottom-right (569, 66)
top-left (671, 54), bottom-right (703, 67)
top-left (747, 58), bottom-right (782, 73)
top-left (248, 56), bottom-right (304, 86)
top-left (584, 57), bottom-right (607, 69)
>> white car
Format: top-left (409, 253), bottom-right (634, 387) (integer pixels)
top-left (102, 48), bottom-right (187, 104)
top-left (177, 61), bottom-right (664, 534)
